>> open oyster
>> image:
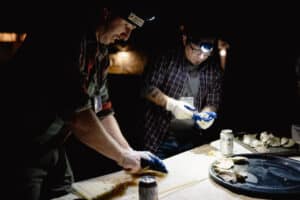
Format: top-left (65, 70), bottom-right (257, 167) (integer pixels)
top-left (213, 157), bottom-right (248, 183)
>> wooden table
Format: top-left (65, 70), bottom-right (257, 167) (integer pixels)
top-left (53, 140), bottom-right (300, 200)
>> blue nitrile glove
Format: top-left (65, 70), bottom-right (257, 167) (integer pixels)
top-left (140, 152), bottom-right (168, 173)
top-left (193, 112), bottom-right (217, 122)
top-left (192, 111), bottom-right (217, 130)
top-left (165, 97), bottom-right (196, 119)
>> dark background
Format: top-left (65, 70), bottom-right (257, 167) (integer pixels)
top-left (120, 2), bottom-right (300, 134)
top-left (2, 2), bottom-right (299, 180)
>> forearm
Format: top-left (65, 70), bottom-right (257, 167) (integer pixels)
top-left (145, 87), bottom-right (168, 108)
top-left (69, 109), bottom-right (125, 164)
top-left (101, 114), bottom-right (132, 150)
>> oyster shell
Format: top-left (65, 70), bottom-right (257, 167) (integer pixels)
top-left (280, 137), bottom-right (289, 146)
top-left (282, 138), bottom-right (296, 148)
top-left (243, 134), bottom-right (257, 145)
top-left (250, 139), bottom-right (263, 148)
top-left (213, 157), bottom-right (234, 169)
top-left (260, 131), bottom-right (269, 142)
top-left (266, 136), bottom-right (281, 147)
top-left (232, 156), bottom-right (249, 164)
top-left (213, 157), bottom-right (248, 183)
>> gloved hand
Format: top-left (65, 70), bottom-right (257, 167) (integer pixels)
top-left (118, 150), bottom-right (168, 173)
top-left (192, 111), bottom-right (217, 130)
top-left (140, 151), bottom-right (168, 173)
top-left (166, 97), bottom-right (196, 119)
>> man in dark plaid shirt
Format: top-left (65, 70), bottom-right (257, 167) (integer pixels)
top-left (8, 4), bottom-right (165, 200)
top-left (141, 24), bottom-right (224, 158)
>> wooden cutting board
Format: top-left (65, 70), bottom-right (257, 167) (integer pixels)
top-left (72, 145), bottom-right (218, 200)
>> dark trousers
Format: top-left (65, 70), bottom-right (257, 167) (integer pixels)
top-left (156, 119), bottom-right (220, 159)
top-left (156, 135), bottom-right (195, 159)
top-left (10, 146), bottom-right (74, 200)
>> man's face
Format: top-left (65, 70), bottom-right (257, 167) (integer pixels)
top-left (184, 38), bottom-right (214, 66)
top-left (100, 17), bottom-right (136, 45)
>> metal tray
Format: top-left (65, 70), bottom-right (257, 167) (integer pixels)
top-left (209, 154), bottom-right (300, 199)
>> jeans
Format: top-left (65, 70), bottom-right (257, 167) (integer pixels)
top-left (156, 119), bottom-right (217, 159)
top-left (156, 135), bottom-right (194, 159)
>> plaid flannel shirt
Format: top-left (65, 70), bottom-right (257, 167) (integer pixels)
top-left (141, 46), bottom-right (223, 152)
top-left (78, 32), bottom-right (113, 117)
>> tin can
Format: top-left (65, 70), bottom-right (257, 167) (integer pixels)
top-left (138, 175), bottom-right (158, 200)
top-left (220, 129), bottom-right (234, 156)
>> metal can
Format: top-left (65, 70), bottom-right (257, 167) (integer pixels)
top-left (138, 175), bottom-right (158, 200)
top-left (220, 129), bottom-right (234, 156)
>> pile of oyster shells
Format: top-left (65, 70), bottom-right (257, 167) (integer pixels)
top-left (242, 131), bottom-right (296, 152)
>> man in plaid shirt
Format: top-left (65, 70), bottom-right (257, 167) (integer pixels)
top-left (8, 3), bottom-right (165, 200)
top-left (141, 24), bottom-right (224, 159)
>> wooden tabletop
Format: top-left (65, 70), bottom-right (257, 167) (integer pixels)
top-left (53, 141), bottom-right (300, 200)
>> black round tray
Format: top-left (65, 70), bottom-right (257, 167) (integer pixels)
top-left (209, 154), bottom-right (300, 199)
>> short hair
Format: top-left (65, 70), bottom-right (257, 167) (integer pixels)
top-left (181, 23), bottom-right (218, 44)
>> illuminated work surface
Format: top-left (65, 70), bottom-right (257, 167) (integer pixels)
top-left (53, 140), bottom-right (299, 200)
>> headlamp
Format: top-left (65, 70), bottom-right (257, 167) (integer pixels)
top-left (200, 42), bottom-right (214, 53)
